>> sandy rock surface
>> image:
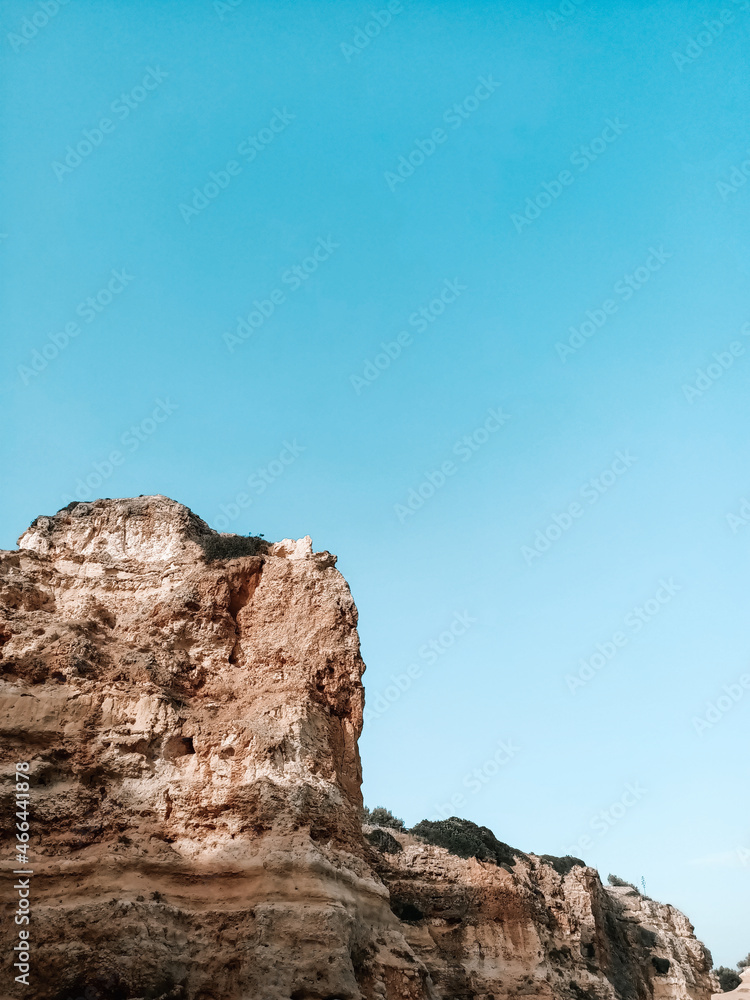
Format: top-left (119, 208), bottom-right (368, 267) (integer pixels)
top-left (0, 497), bottom-right (719, 1000)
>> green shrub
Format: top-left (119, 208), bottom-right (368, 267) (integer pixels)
top-left (362, 806), bottom-right (405, 830)
top-left (539, 854), bottom-right (585, 877)
top-left (201, 534), bottom-right (268, 562)
top-left (738, 954), bottom-right (750, 970)
top-left (409, 816), bottom-right (518, 867)
top-left (607, 874), bottom-right (639, 891)
top-left (716, 967), bottom-right (742, 992)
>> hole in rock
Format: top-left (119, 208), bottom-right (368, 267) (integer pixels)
top-left (162, 735), bottom-right (195, 759)
top-left (390, 898), bottom-right (424, 922)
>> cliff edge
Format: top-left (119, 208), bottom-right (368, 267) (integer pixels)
top-left (0, 497), bottom-right (717, 1000)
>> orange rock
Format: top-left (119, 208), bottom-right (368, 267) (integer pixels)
top-left (0, 497), bottom-right (717, 1000)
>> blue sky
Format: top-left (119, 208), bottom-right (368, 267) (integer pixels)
top-left (2, 0), bottom-right (749, 966)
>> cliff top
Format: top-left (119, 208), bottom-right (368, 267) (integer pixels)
top-left (15, 495), bottom-right (319, 567)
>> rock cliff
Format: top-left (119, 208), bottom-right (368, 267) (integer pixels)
top-left (713, 969), bottom-right (750, 1000)
top-left (0, 497), bottom-right (718, 1000)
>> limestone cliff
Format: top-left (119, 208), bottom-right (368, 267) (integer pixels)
top-left (367, 825), bottom-right (717, 1000)
top-left (713, 969), bottom-right (750, 1000)
top-left (0, 497), bottom-right (717, 1000)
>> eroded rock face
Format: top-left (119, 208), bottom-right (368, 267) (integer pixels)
top-left (368, 827), bottom-right (717, 1000)
top-left (0, 497), bottom-right (718, 1000)
top-left (713, 968), bottom-right (750, 999)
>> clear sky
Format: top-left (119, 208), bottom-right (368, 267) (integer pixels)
top-left (2, 0), bottom-right (749, 967)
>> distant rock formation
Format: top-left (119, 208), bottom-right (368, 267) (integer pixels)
top-left (714, 968), bottom-right (750, 999)
top-left (0, 497), bottom-right (718, 999)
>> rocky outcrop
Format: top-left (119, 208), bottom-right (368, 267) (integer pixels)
top-left (367, 824), bottom-right (716, 1000)
top-left (714, 969), bottom-right (750, 999)
top-left (0, 497), bottom-right (718, 1000)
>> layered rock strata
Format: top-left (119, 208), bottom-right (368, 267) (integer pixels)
top-left (0, 497), bottom-right (717, 1000)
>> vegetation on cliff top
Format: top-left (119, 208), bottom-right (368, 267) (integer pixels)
top-left (716, 967), bottom-right (742, 992)
top-left (200, 533), bottom-right (268, 561)
top-left (363, 809), bottom-right (590, 875)
top-left (361, 806), bottom-right (404, 830)
top-left (715, 953), bottom-right (749, 992)
top-left (409, 817), bottom-right (519, 869)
